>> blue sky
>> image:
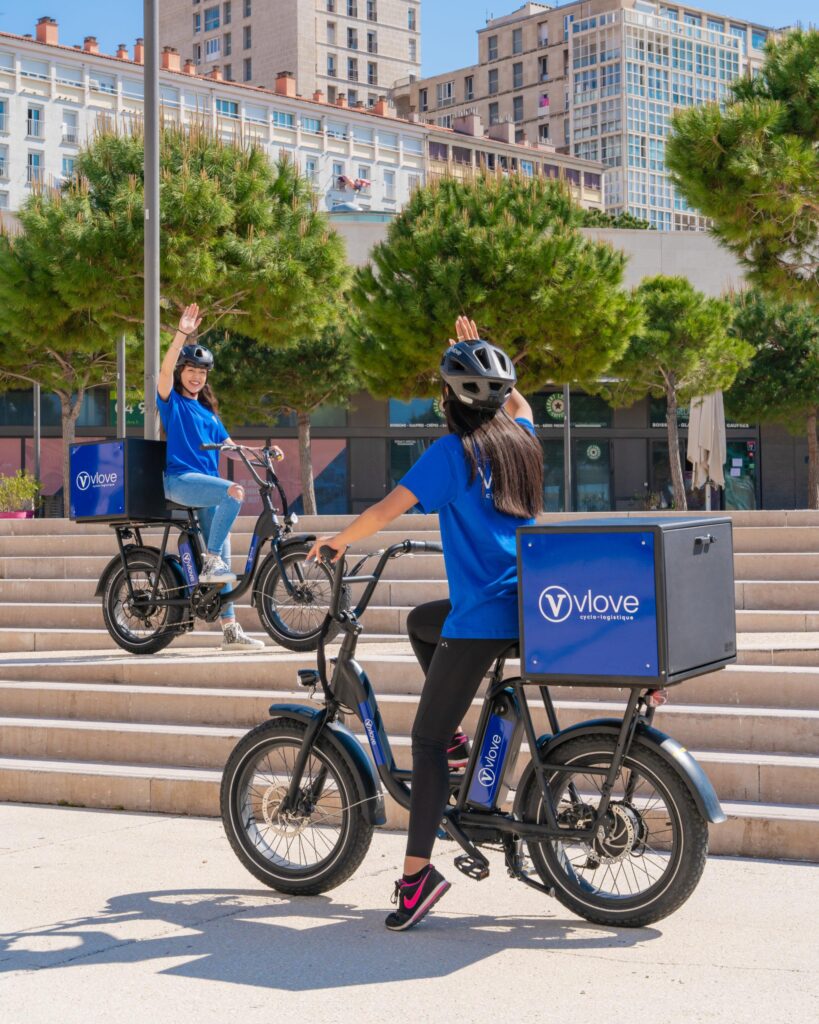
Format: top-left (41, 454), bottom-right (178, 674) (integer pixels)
top-left (0, 2), bottom-right (814, 77)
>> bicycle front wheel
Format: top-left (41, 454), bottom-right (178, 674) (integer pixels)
top-left (518, 734), bottom-right (708, 927)
top-left (254, 545), bottom-right (345, 651)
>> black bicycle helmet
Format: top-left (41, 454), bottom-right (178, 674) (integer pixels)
top-left (177, 344), bottom-right (214, 371)
top-left (440, 339), bottom-right (516, 410)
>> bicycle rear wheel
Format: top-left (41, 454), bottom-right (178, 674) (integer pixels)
top-left (518, 734), bottom-right (708, 927)
top-left (101, 551), bottom-right (184, 655)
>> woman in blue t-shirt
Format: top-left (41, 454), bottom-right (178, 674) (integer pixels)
top-left (158, 303), bottom-right (280, 652)
top-left (309, 316), bottom-right (543, 930)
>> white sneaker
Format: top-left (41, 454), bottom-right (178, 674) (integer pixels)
top-left (199, 554), bottom-right (237, 585)
top-left (221, 622), bottom-right (265, 652)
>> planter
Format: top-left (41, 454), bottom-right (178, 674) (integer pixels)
top-left (0, 511), bottom-right (35, 519)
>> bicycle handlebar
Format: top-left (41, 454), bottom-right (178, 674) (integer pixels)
top-left (199, 443), bottom-right (289, 514)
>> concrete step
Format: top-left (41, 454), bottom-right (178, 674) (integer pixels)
top-left (733, 553), bottom-right (819, 580)
top-left (737, 581), bottom-right (819, 611)
top-left (736, 611), bottom-right (819, 633)
top-left (3, 651), bottom-right (819, 709)
top-left (733, 527), bottom-right (819, 553)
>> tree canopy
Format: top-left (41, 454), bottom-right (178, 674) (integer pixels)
top-left (350, 173), bottom-right (642, 399)
top-left (666, 30), bottom-right (819, 307)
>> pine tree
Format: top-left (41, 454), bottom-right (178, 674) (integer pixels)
top-left (350, 173), bottom-right (642, 398)
top-left (667, 30), bottom-right (819, 308)
top-left (728, 290), bottom-right (819, 508)
top-left (598, 277), bottom-right (751, 510)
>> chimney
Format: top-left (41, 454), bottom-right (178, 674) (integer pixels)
top-left (487, 120), bottom-right (515, 144)
top-left (116, 43), bottom-right (129, 60)
top-left (354, 100), bottom-right (366, 110)
top-left (134, 38), bottom-right (144, 64)
top-left (336, 94), bottom-right (348, 107)
top-left (454, 112), bottom-right (483, 138)
top-left (373, 97), bottom-right (394, 117)
top-left (275, 71), bottom-right (297, 97)
top-left (36, 16), bottom-right (58, 46)
top-left (208, 66), bottom-right (223, 81)
top-left (312, 89), bottom-right (324, 103)
top-left (183, 59), bottom-right (196, 76)
top-left (161, 46), bottom-right (181, 72)
top-left (83, 36), bottom-right (99, 54)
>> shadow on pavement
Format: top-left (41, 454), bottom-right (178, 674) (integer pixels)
top-left (0, 887), bottom-right (660, 988)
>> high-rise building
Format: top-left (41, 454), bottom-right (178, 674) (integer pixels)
top-left (393, 1), bottom-right (775, 229)
top-left (159, 0), bottom-right (421, 106)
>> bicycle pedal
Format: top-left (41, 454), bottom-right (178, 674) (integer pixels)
top-left (454, 854), bottom-right (490, 881)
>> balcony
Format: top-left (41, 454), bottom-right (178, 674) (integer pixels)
top-left (27, 118), bottom-right (43, 138)
top-left (62, 128), bottom-right (78, 144)
top-left (539, 36), bottom-right (549, 48)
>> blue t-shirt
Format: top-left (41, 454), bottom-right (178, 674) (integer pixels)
top-left (400, 418), bottom-right (537, 639)
top-left (157, 387), bottom-right (230, 478)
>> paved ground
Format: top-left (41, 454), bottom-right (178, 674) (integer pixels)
top-left (1, 804), bottom-right (817, 1024)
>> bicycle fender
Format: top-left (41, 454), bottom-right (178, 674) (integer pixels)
top-left (94, 545), bottom-right (156, 597)
top-left (524, 718), bottom-right (726, 825)
top-left (277, 533), bottom-right (316, 552)
top-left (267, 702), bottom-right (387, 826)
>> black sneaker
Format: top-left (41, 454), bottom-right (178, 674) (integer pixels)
top-left (385, 865), bottom-right (451, 932)
top-left (447, 730), bottom-right (471, 770)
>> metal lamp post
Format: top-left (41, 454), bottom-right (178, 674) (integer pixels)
top-left (143, 0), bottom-right (160, 440)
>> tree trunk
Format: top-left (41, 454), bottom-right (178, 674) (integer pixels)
top-left (297, 411), bottom-right (317, 516)
top-left (59, 390), bottom-right (84, 513)
top-left (807, 410), bottom-right (819, 511)
top-left (666, 383), bottom-right (688, 511)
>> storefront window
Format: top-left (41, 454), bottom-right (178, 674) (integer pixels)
top-left (541, 439), bottom-right (564, 511)
top-left (530, 391), bottom-right (612, 428)
top-left (389, 437), bottom-right (435, 497)
top-left (389, 398), bottom-right (445, 428)
top-left (0, 388), bottom-right (108, 427)
top-left (575, 439), bottom-right (611, 511)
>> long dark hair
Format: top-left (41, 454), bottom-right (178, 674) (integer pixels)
top-left (444, 394), bottom-right (543, 518)
top-left (173, 364), bottom-right (220, 415)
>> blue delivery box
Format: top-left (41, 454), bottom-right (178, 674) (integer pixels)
top-left (517, 517), bottom-right (736, 687)
top-left (69, 439), bottom-right (168, 522)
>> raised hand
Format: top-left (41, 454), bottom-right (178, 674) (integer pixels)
top-left (178, 303), bottom-right (202, 337)
top-left (449, 315), bottom-right (481, 347)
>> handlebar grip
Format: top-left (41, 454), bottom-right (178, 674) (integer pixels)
top-left (320, 546), bottom-right (346, 616)
top-left (200, 443), bottom-right (222, 451)
top-left (402, 540), bottom-right (443, 554)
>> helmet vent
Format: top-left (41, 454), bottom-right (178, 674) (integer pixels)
top-left (475, 347), bottom-right (491, 370)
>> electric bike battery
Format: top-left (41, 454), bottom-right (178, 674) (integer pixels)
top-left (517, 516), bottom-right (736, 687)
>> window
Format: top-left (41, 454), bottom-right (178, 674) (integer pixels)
top-left (452, 146), bottom-right (471, 166)
top-left (224, 63), bottom-right (232, 80)
top-left (302, 115), bottom-right (322, 134)
top-left (488, 102), bottom-right (499, 125)
top-left (379, 131), bottom-right (398, 149)
top-left (273, 110), bottom-right (295, 128)
top-left (243, 24), bottom-right (251, 48)
top-left (367, 0), bottom-right (377, 20)
top-left (731, 25), bottom-right (746, 53)
top-left (367, 62), bottom-right (378, 85)
top-left (419, 88), bottom-right (428, 112)
top-left (332, 160), bottom-right (345, 178)
top-left (243, 57), bottom-right (252, 80)
top-left (538, 124), bottom-right (550, 143)
top-left (751, 29), bottom-right (767, 51)
top-left (224, 32), bottom-right (232, 55)
top-left (563, 14), bottom-right (573, 41)
top-left (327, 21), bottom-right (336, 43)
top-left (56, 64), bottom-right (83, 87)
top-left (0, 191), bottom-right (7, 210)
top-left (409, 39), bottom-right (417, 62)
top-left (464, 75), bottom-right (474, 101)
top-left (539, 55), bottom-right (549, 81)
top-left (204, 5), bottom-right (220, 31)
top-left (683, 13), bottom-right (701, 26)
top-left (538, 21), bottom-right (548, 46)
top-left (327, 85), bottom-right (337, 103)
top-left (243, 0), bottom-right (251, 15)
top-left (216, 98), bottom-right (238, 118)
top-left (347, 1), bottom-right (357, 16)
top-left (27, 151), bottom-right (43, 185)
top-left (367, 31), bottom-right (377, 53)
top-left (327, 0), bottom-right (335, 10)
top-left (408, 173), bottom-right (420, 193)
top-left (368, 94), bottom-right (377, 107)
top-left (206, 37), bottom-right (220, 57)
top-left (348, 27), bottom-right (358, 49)
top-left (193, 13), bottom-right (201, 32)
top-left (0, 145), bottom-right (7, 178)
top-left (408, 8), bottom-right (416, 31)
top-left (91, 73), bottom-right (116, 94)
top-left (355, 125), bottom-right (374, 142)
top-left (223, 1), bottom-right (231, 24)
top-left (194, 43), bottom-right (202, 64)
top-left (513, 62), bottom-right (523, 89)
top-left (21, 58), bottom-right (48, 80)
top-left (61, 156), bottom-right (75, 179)
top-left (384, 169), bottom-right (395, 199)
top-left (327, 54), bottom-right (337, 77)
top-left (62, 110), bottom-right (78, 143)
top-left (436, 80), bottom-right (454, 107)
top-left (513, 95), bottom-right (524, 122)
top-left (512, 27), bottom-right (523, 55)
top-left (304, 157), bottom-right (318, 183)
top-left (27, 106), bottom-right (43, 138)
top-left (327, 121), bottom-right (347, 139)
top-left (488, 68), bottom-right (498, 95)
top-left (348, 57), bottom-right (358, 81)
top-left (707, 18), bottom-right (724, 33)
top-left (358, 163), bottom-right (371, 181)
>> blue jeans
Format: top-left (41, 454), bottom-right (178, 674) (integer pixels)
top-left (164, 472), bottom-right (242, 620)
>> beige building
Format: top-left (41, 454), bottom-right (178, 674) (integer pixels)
top-left (159, 0), bottom-right (421, 106)
top-left (393, 1), bottom-right (774, 229)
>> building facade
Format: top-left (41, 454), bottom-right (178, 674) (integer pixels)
top-left (159, 0), bottom-right (421, 106)
top-left (393, 0), bottom-right (774, 229)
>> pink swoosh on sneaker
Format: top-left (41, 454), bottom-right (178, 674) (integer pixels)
top-left (402, 869), bottom-right (431, 910)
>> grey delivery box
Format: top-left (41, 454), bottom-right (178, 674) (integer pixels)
top-left (517, 516), bottom-right (736, 687)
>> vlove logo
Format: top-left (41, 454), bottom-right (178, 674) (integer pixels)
top-left (478, 733), bottom-right (503, 788)
top-left (75, 470), bottom-right (118, 491)
top-left (539, 584), bottom-right (640, 624)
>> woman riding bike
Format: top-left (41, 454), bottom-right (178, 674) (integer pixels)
top-left (158, 303), bottom-right (282, 652)
top-left (309, 316), bottom-right (543, 930)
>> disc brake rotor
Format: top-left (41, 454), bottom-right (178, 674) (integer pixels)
top-left (589, 803), bottom-right (643, 864)
top-left (260, 784), bottom-right (310, 837)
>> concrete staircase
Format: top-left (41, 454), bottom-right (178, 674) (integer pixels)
top-left (1, 511), bottom-right (818, 862)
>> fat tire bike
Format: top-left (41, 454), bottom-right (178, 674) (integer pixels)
top-left (96, 443), bottom-right (348, 655)
top-left (221, 541), bottom-right (726, 927)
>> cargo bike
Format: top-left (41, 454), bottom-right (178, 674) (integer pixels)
top-left (70, 438), bottom-right (341, 655)
top-left (221, 517), bottom-right (734, 927)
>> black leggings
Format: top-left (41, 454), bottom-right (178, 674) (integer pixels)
top-left (406, 600), bottom-right (515, 860)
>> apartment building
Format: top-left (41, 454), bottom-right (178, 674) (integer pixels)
top-left (159, 0), bottom-right (421, 105)
top-left (394, 0), bottom-right (774, 229)
top-left (0, 17), bottom-right (602, 217)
